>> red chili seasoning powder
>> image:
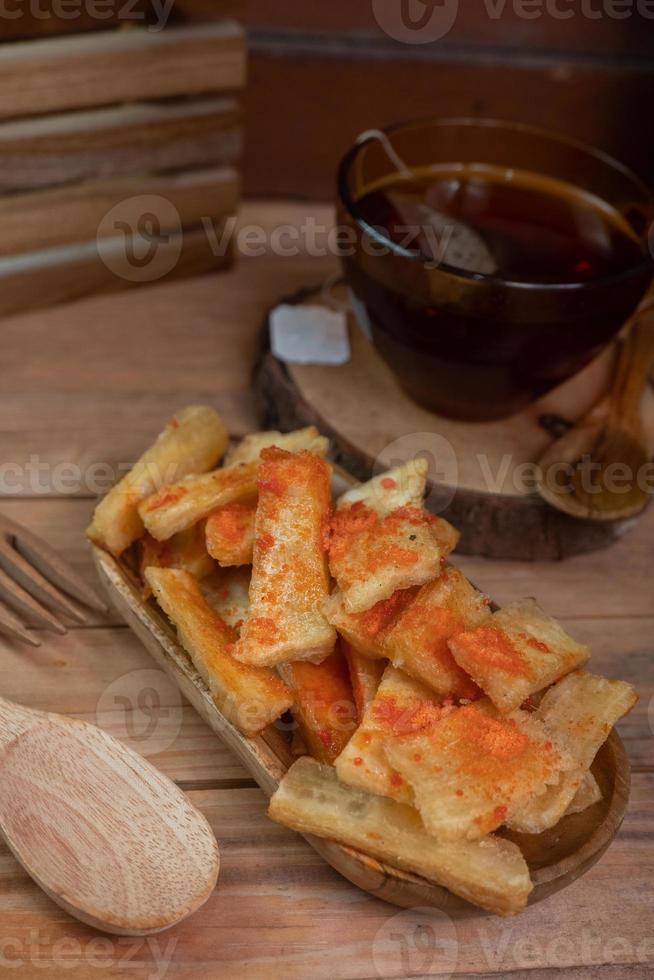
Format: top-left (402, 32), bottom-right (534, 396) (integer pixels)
top-left (456, 626), bottom-right (530, 677)
top-left (143, 487), bottom-right (188, 512)
top-left (518, 632), bottom-right (550, 653)
top-left (463, 705), bottom-right (529, 760)
top-left (329, 503), bottom-right (379, 563)
top-left (256, 531), bottom-right (275, 552)
top-left (210, 501), bottom-right (254, 545)
top-left (355, 588), bottom-right (416, 638)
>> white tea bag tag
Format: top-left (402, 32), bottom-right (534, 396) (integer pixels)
top-left (270, 304), bottom-right (350, 366)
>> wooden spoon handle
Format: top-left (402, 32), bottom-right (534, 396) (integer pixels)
top-left (611, 312), bottom-right (654, 422)
top-left (0, 696), bottom-right (40, 747)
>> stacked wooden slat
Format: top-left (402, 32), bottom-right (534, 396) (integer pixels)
top-left (0, 18), bottom-right (246, 313)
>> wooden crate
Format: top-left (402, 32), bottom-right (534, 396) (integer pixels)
top-left (0, 16), bottom-right (246, 310)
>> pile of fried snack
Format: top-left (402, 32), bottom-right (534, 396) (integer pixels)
top-left (88, 406), bottom-right (637, 916)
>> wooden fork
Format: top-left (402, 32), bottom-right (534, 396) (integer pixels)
top-left (0, 515), bottom-right (106, 646)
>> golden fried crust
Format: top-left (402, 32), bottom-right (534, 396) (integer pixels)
top-left (225, 427), bottom-right (329, 466)
top-left (385, 699), bottom-right (574, 841)
top-left (233, 448), bottom-right (336, 667)
top-left (205, 498), bottom-right (256, 566)
top-left (335, 666), bottom-right (440, 805)
top-left (448, 598), bottom-right (591, 713)
top-left (279, 647), bottom-right (357, 764)
top-left (323, 587), bottom-right (412, 660)
top-left (138, 525), bottom-right (215, 587)
top-left (325, 568), bottom-right (488, 699)
top-left (269, 757), bottom-right (533, 916)
top-left (87, 405), bottom-right (227, 556)
top-left (200, 566), bottom-right (250, 629)
top-left (342, 641), bottom-right (386, 723)
top-left (337, 460), bottom-right (428, 516)
top-left (378, 567), bottom-right (489, 699)
top-left (145, 567), bottom-right (292, 736)
top-left (139, 462), bottom-right (258, 541)
top-left (328, 502), bottom-right (455, 614)
top-left (507, 670), bottom-right (637, 833)
top-left (564, 772), bottom-right (602, 816)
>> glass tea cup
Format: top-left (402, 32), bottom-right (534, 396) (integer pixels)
top-left (337, 119), bottom-right (653, 421)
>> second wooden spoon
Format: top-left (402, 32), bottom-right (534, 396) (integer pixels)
top-left (537, 309), bottom-right (654, 522)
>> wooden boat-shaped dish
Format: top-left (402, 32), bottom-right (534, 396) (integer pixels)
top-left (91, 466), bottom-right (630, 915)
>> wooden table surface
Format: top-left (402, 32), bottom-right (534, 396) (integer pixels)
top-left (0, 203), bottom-right (652, 980)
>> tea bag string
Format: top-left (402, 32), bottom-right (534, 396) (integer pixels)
top-left (355, 129), bottom-right (498, 277)
top-left (355, 129), bottom-right (416, 183)
top-left (322, 129), bottom-right (415, 315)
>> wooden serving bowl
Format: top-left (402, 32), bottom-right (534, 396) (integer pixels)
top-left (91, 540), bottom-right (630, 916)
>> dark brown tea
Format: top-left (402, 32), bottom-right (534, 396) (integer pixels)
top-left (341, 162), bottom-right (652, 420)
top-left (356, 165), bottom-right (644, 284)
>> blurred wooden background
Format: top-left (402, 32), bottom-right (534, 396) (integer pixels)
top-left (240, 3), bottom-right (654, 199)
top-left (0, 2), bottom-right (651, 200)
top-left (0, 2), bottom-right (245, 311)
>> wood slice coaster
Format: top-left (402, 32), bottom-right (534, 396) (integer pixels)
top-left (254, 284), bottom-right (654, 560)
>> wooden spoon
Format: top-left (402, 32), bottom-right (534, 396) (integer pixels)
top-left (537, 309), bottom-right (654, 521)
top-left (0, 696), bottom-right (219, 935)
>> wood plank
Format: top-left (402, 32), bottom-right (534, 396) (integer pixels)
top-left (0, 0), bottom-right (148, 41)
top-left (244, 49), bottom-right (654, 199)
top-left (0, 777), bottom-right (651, 978)
top-left (0, 166), bottom-right (240, 256)
top-left (0, 22), bottom-right (246, 120)
top-left (0, 207), bottom-right (337, 460)
top-left (0, 98), bottom-right (242, 192)
top-left (0, 223), bottom-right (234, 315)
top-left (0, 625), bottom-right (250, 785)
top-left (237, 3), bottom-right (654, 57)
top-left (0, 0), bottom-right (239, 41)
top-left (456, 505), bottom-right (654, 620)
